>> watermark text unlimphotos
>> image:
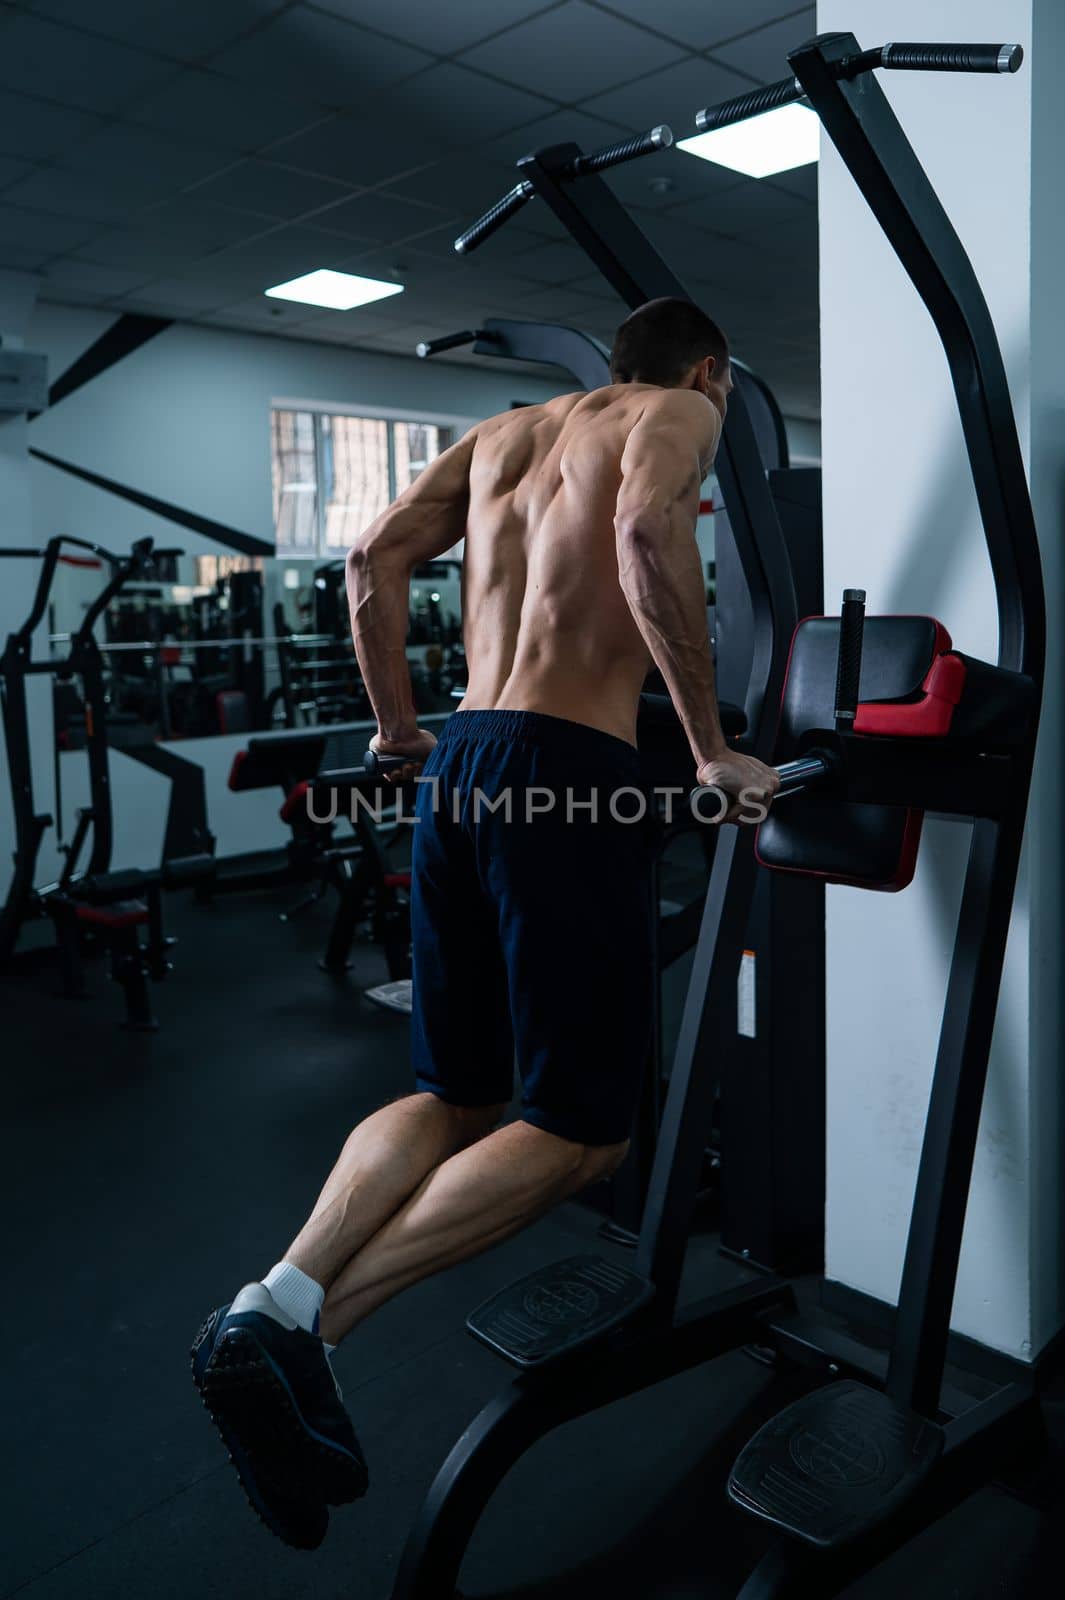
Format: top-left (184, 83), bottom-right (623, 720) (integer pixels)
top-left (306, 778), bottom-right (772, 828)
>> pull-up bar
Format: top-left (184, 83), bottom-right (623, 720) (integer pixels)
top-left (455, 125), bottom-right (673, 256)
top-left (695, 39), bottom-right (1021, 131)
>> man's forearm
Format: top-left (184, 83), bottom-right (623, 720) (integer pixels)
top-left (345, 543), bottom-right (417, 742)
top-left (617, 515), bottom-right (728, 768)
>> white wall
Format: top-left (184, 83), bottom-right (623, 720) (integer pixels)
top-left (25, 304), bottom-right (563, 556)
top-left (783, 415), bottom-right (821, 465)
top-left (819, 0), bottom-right (1062, 1359)
top-left (1, 308), bottom-right (565, 887)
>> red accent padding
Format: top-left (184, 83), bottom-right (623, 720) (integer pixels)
top-left (383, 872), bottom-right (411, 891)
top-left (74, 899), bottom-right (149, 928)
top-left (280, 780), bottom-right (310, 824)
top-left (227, 748), bottom-right (249, 791)
top-left (855, 651), bottom-right (967, 738)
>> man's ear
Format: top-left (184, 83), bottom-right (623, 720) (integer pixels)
top-left (697, 356), bottom-right (715, 395)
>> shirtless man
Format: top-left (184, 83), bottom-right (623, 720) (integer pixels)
top-left (191, 297), bottom-right (780, 1548)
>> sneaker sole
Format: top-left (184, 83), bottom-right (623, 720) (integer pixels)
top-left (201, 1323), bottom-right (368, 1507)
top-left (190, 1314), bottom-right (329, 1550)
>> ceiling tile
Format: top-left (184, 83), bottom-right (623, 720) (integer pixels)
top-left (669, 177), bottom-right (810, 235)
top-left (598, 145), bottom-right (746, 219)
top-left (0, 92), bottom-right (106, 160)
top-left (0, 154), bottom-right (35, 190)
top-left (25, 0), bottom-right (290, 63)
top-left (584, 54), bottom-right (749, 134)
top-left (769, 164), bottom-right (818, 202)
top-left (208, 9), bottom-right (432, 109)
top-left (458, 3), bottom-right (685, 103)
top-left (594, 1), bottom-right (788, 51)
top-left (478, 109), bottom-right (630, 170)
top-left (0, 13), bottom-right (176, 114)
top-left (199, 292), bottom-right (319, 325)
top-left (69, 200), bottom-right (263, 269)
top-left (2, 166), bottom-right (188, 223)
top-left (309, 190), bottom-right (454, 243)
top-left (384, 158), bottom-right (517, 222)
top-left (388, 63), bottom-right (556, 149)
top-left (128, 70), bottom-right (322, 153)
top-left (309, 0), bottom-right (554, 57)
top-left (190, 158), bottom-right (355, 220)
top-left (63, 123), bottom-right (235, 185)
top-left (506, 237), bottom-right (589, 285)
top-left (37, 258), bottom-right (156, 297)
top-left (115, 274), bottom-right (238, 310)
top-left (0, 242), bottom-right (50, 271)
top-left (0, 202), bottom-right (102, 255)
top-left (295, 303), bottom-right (415, 336)
top-left (709, 9), bottom-right (817, 82)
top-left (204, 223), bottom-right (361, 284)
top-left (265, 116), bottom-right (435, 188)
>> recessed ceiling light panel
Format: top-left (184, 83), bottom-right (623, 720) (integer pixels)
top-left (264, 269), bottom-right (405, 310)
top-left (678, 103), bottom-right (819, 179)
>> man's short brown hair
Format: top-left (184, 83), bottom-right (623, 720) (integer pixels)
top-left (609, 296), bottom-right (729, 386)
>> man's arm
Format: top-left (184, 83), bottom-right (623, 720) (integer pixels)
top-left (614, 390), bottom-right (727, 771)
top-left (346, 427), bottom-right (476, 749)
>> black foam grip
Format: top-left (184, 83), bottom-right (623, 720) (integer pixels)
top-left (696, 76), bottom-right (803, 132)
top-left (834, 591), bottom-right (866, 723)
top-left (416, 330), bottom-right (477, 358)
top-left (363, 749), bottom-right (407, 776)
top-left (454, 182), bottom-right (533, 255)
top-left (881, 41), bottom-right (1022, 74)
top-left (570, 126), bottom-right (673, 177)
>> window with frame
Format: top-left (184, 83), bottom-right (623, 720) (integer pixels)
top-left (271, 409), bottom-right (455, 558)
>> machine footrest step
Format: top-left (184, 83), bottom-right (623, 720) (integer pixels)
top-left (728, 1379), bottom-right (944, 1550)
top-left (467, 1254), bottom-right (654, 1368)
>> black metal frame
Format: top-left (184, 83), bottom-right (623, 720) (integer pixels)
top-left (389, 33), bottom-right (1046, 1600)
top-left (0, 537), bottom-right (165, 960)
top-left (0, 535), bottom-right (210, 1026)
top-left (788, 28), bottom-right (1044, 1423)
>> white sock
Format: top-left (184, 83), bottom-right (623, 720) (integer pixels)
top-left (261, 1261), bottom-right (325, 1335)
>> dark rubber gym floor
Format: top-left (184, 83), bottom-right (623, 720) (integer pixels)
top-left (5, 883), bottom-right (1065, 1599)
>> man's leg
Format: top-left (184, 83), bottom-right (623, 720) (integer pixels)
top-left (283, 1091), bottom-right (507, 1293)
top-left (320, 1120), bottom-right (628, 1344)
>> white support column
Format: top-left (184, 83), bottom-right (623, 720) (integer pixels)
top-left (816, 0), bottom-right (1063, 1359)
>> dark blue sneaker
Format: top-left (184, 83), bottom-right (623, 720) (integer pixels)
top-left (191, 1305), bottom-right (328, 1549)
top-left (198, 1284), bottom-right (368, 1509)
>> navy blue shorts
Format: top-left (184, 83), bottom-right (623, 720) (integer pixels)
top-left (410, 710), bottom-right (654, 1147)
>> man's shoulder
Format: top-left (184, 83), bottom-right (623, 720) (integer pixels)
top-left (480, 391), bottom-right (583, 432)
top-left (645, 387), bottom-right (717, 424)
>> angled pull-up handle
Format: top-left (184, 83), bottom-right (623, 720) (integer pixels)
top-left (455, 126), bottom-right (673, 255)
top-left (834, 589), bottom-right (867, 730)
top-left (416, 329), bottom-right (501, 359)
top-left (695, 41), bottom-right (1022, 130)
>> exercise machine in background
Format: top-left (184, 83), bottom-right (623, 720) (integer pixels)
top-left (390, 34), bottom-right (1047, 1600)
top-left (0, 535), bottom-right (215, 1026)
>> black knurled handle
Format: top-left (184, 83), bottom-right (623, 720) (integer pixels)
top-left (568, 125), bottom-right (673, 177)
top-left (834, 589), bottom-right (867, 728)
top-left (695, 76), bottom-right (804, 133)
top-left (881, 41), bottom-right (1022, 73)
top-left (454, 181), bottom-right (533, 256)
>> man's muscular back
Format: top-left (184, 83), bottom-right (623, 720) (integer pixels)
top-left (460, 383), bottom-right (719, 745)
top-left (349, 295), bottom-right (777, 812)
